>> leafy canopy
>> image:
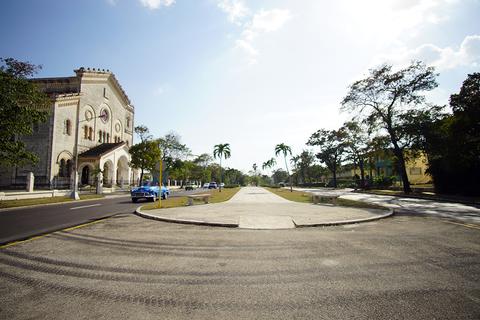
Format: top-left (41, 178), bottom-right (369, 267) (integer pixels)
top-left (0, 57), bottom-right (50, 167)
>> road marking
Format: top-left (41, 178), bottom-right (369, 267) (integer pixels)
top-left (442, 220), bottom-right (480, 230)
top-left (70, 204), bottom-right (101, 210)
top-left (0, 214), bottom-right (115, 249)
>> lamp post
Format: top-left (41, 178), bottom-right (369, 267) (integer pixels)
top-left (157, 149), bottom-right (163, 209)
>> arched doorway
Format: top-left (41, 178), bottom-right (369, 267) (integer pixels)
top-left (81, 166), bottom-right (90, 185)
top-left (103, 161), bottom-right (113, 187)
top-left (116, 156), bottom-right (129, 186)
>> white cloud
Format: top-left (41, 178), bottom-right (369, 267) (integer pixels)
top-left (236, 9), bottom-right (291, 64)
top-left (139, 0), bottom-right (175, 10)
top-left (250, 9), bottom-right (292, 33)
top-left (215, 1), bottom-right (291, 64)
top-left (341, 0), bottom-right (457, 43)
top-left (217, 0), bottom-right (249, 25)
top-left (376, 35), bottom-right (480, 71)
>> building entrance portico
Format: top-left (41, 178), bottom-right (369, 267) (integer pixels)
top-left (78, 142), bottom-right (135, 190)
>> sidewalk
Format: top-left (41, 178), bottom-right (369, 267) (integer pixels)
top-left (135, 187), bottom-right (392, 229)
top-left (294, 187), bottom-right (480, 225)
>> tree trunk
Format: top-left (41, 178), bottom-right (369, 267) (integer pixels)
top-left (359, 158), bottom-right (365, 189)
top-left (332, 162), bottom-right (337, 188)
top-left (139, 168), bottom-right (144, 187)
top-left (219, 158), bottom-right (222, 192)
top-left (284, 156), bottom-right (292, 192)
top-left (392, 145), bottom-right (412, 193)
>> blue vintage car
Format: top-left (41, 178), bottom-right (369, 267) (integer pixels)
top-left (131, 182), bottom-right (169, 203)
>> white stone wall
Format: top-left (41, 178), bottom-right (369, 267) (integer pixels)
top-left (0, 70), bottom-right (135, 188)
top-left (77, 73), bottom-right (134, 155)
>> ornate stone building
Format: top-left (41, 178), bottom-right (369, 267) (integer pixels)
top-left (0, 68), bottom-right (135, 189)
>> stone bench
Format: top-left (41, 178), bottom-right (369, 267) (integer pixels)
top-left (312, 194), bottom-right (339, 205)
top-left (187, 194), bottom-right (211, 206)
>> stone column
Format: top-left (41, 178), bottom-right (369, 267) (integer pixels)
top-left (96, 172), bottom-right (103, 194)
top-left (26, 172), bottom-right (34, 192)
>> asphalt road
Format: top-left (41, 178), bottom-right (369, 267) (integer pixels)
top-left (0, 188), bottom-right (209, 245)
top-left (0, 213), bottom-right (479, 319)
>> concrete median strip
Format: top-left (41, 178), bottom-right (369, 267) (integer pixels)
top-left (134, 187), bottom-right (394, 230)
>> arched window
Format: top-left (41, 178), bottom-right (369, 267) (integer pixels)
top-left (84, 125), bottom-right (88, 139)
top-left (126, 117), bottom-right (130, 128)
top-left (107, 133), bottom-right (110, 143)
top-left (98, 130), bottom-right (102, 142)
top-left (65, 120), bottom-right (71, 136)
top-left (88, 127), bottom-right (93, 140)
top-left (103, 131), bottom-right (106, 143)
top-left (59, 159), bottom-right (66, 177)
top-left (66, 159), bottom-right (72, 177)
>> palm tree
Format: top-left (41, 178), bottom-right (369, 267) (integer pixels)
top-left (262, 158), bottom-right (276, 171)
top-left (252, 163), bottom-right (258, 174)
top-left (213, 143), bottom-right (231, 192)
top-left (275, 143), bottom-right (293, 192)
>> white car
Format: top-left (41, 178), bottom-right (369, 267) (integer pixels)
top-left (203, 183), bottom-right (210, 188)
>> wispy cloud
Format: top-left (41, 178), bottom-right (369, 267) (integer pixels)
top-left (216, 1), bottom-right (291, 65)
top-left (139, 0), bottom-right (175, 10)
top-left (217, 0), bottom-right (249, 25)
top-left (376, 35), bottom-right (480, 71)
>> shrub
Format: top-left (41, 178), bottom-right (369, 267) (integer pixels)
top-left (224, 184), bottom-right (240, 188)
top-left (372, 175), bottom-right (396, 188)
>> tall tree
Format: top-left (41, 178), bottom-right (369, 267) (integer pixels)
top-left (157, 131), bottom-right (190, 183)
top-left (0, 58), bottom-right (50, 167)
top-left (213, 143), bottom-right (231, 192)
top-left (307, 129), bottom-right (347, 188)
top-left (134, 125), bottom-right (152, 143)
top-left (275, 143), bottom-right (293, 192)
top-left (341, 121), bottom-right (369, 188)
top-left (420, 73), bottom-right (480, 196)
top-left (129, 140), bottom-right (161, 186)
top-left (341, 61), bottom-right (438, 193)
top-left (262, 158), bottom-right (276, 171)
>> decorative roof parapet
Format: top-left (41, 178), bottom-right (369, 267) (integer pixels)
top-left (74, 67), bottom-right (134, 109)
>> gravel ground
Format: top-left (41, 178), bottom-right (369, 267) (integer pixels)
top-left (0, 212), bottom-right (479, 319)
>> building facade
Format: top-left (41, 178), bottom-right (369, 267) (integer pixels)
top-left (0, 67), bottom-right (135, 189)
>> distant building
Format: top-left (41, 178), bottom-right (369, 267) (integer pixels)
top-left (0, 67), bottom-right (135, 189)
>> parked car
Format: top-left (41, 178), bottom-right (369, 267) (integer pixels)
top-left (203, 183), bottom-right (210, 188)
top-left (219, 183), bottom-right (225, 188)
top-left (208, 182), bottom-right (218, 189)
top-left (185, 182), bottom-right (196, 191)
top-left (131, 182), bottom-right (169, 203)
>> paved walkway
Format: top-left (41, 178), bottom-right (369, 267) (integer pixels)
top-left (294, 188), bottom-right (480, 225)
top-left (136, 187), bottom-right (391, 229)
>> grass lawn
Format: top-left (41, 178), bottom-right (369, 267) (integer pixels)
top-left (265, 187), bottom-right (386, 210)
top-left (141, 187), bottom-right (241, 210)
top-left (0, 194), bottom-right (104, 209)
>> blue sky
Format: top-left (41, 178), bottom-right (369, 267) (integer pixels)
top-left (1, 0), bottom-right (479, 173)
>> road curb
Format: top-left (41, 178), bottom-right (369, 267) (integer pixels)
top-left (135, 206), bottom-right (393, 229)
top-left (134, 207), bottom-right (239, 228)
top-left (295, 208), bottom-right (394, 227)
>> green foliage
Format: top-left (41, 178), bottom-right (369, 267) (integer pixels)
top-left (0, 57), bottom-right (50, 167)
top-left (372, 175), bottom-right (396, 188)
top-left (271, 168), bottom-right (288, 184)
top-left (341, 61), bottom-right (439, 193)
top-left (158, 131), bottom-right (190, 177)
top-left (421, 73), bottom-right (480, 196)
top-left (129, 139), bottom-right (161, 186)
top-left (213, 143), bottom-right (231, 190)
top-left (307, 128), bottom-right (347, 188)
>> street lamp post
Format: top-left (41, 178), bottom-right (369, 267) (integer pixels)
top-left (157, 150), bottom-right (163, 209)
top-left (70, 101), bottom-right (81, 200)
